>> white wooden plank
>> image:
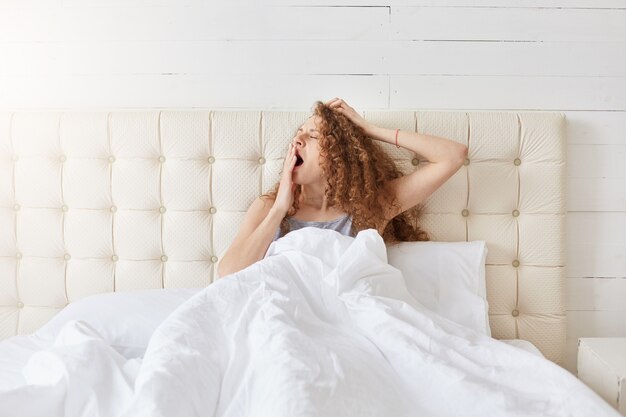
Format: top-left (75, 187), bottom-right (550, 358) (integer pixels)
top-left (390, 75), bottom-right (626, 111)
top-left (0, 74), bottom-right (389, 109)
top-left (567, 277), bottom-right (626, 311)
top-left (384, 41), bottom-right (626, 77)
top-left (392, 7), bottom-right (626, 42)
top-left (391, 75), bottom-right (626, 110)
top-left (568, 145), bottom-right (626, 179)
top-left (0, 41), bottom-right (387, 76)
top-left (406, 0), bottom-right (626, 6)
top-left (60, 0), bottom-right (203, 6)
top-left (3, 1), bottom-right (626, 13)
top-left (0, 6), bottom-right (388, 41)
top-left (567, 212), bottom-right (626, 247)
top-left (1, 0), bottom-right (619, 8)
top-left (567, 212), bottom-right (626, 278)
top-left (264, 0), bottom-right (626, 8)
top-left (565, 111), bottom-right (626, 145)
top-left (418, 0), bottom-right (626, 6)
top-left (3, 72), bottom-right (624, 113)
top-left (567, 141), bottom-right (626, 211)
top-left (568, 178), bottom-right (626, 212)
top-left (0, 0), bottom-right (200, 7)
top-left (2, 40), bottom-right (625, 78)
top-left (0, 0), bottom-right (61, 7)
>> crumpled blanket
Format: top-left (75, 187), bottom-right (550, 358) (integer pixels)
top-left (0, 227), bottom-right (620, 417)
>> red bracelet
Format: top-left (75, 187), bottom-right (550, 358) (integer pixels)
top-left (395, 128), bottom-right (400, 149)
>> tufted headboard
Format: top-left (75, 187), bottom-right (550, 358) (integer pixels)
top-left (0, 109), bottom-right (567, 365)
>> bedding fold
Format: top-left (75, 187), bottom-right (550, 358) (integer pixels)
top-left (0, 227), bottom-right (620, 417)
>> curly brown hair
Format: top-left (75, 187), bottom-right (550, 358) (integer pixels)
top-left (263, 100), bottom-right (430, 244)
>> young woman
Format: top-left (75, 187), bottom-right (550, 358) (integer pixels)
top-left (217, 97), bottom-right (468, 278)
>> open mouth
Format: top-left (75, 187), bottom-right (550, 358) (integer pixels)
top-left (295, 153), bottom-right (304, 167)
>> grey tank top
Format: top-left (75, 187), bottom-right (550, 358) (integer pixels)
top-left (272, 214), bottom-right (354, 242)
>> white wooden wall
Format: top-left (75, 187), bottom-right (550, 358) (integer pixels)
top-left (1, 0), bottom-right (625, 374)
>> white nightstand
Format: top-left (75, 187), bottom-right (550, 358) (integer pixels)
top-left (578, 337), bottom-right (626, 416)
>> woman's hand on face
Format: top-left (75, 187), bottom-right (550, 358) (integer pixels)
top-left (325, 97), bottom-right (373, 135)
top-left (273, 143), bottom-right (298, 216)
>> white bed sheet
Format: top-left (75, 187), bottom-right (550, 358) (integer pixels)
top-left (0, 335), bottom-right (48, 391)
top-left (0, 337), bottom-right (545, 391)
top-left (0, 228), bottom-right (618, 417)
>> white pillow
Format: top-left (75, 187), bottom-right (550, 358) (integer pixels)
top-left (386, 240), bottom-right (491, 336)
top-left (33, 288), bottom-right (202, 358)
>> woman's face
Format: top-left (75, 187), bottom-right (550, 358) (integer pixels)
top-left (291, 115), bottom-right (325, 185)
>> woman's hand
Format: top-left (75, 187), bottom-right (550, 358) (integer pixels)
top-left (272, 143), bottom-right (298, 216)
top-left (325, 97), bottom-right (374, 135)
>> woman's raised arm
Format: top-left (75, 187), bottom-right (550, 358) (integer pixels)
top-left (325, 97), bottom-right (467, 219)
top-left (366, 124), bottom-right (467, 219)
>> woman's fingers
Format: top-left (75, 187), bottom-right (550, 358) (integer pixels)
top-left (327, 98), bottom-right (359, 121)
top-left (282, 143), bottom-right (297, 179)
top-left (272, 142), bottom-right (299, 214)
top-left (326, 97), bottom-right (353, 113)
top-left (288, 153), bottom-right (297, 172)
top-left (326, 97), bottom-right (343, 107)
top-left (326, 99), bottom-right (367, 131)
top-left (289, 145), bottom-right (296, 170)
top-left (283, 143), bottom-right (294, 169)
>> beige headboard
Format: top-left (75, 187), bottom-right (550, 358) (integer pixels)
top-left (0, 110), bottom-right (566, 365)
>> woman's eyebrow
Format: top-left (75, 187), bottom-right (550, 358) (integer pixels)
top-left (297, 126), bottom-right (320, 132)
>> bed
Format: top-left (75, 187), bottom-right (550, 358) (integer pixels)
top-left (0, 109), bottom-right (619, 416)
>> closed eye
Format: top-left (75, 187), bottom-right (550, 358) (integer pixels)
top-left (296, 130), bottom-right (318, 140)
top-left (297, 128), bottom-right (319, 139)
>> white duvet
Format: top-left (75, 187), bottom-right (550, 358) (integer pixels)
top-left (0, 227), bottom-right (620, 417)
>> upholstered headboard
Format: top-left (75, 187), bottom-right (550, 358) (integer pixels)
top-left (0, 110), bottom-right (566, 364)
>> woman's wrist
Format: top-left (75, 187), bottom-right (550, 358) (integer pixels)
top-left (269, 204), bottom-right (288, 220)
top-left (365, 125), bottom-right (394, 144)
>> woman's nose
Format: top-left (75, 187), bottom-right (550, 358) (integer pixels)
top-left (292, 136), bottom-right (303, 147)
